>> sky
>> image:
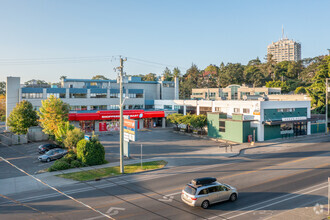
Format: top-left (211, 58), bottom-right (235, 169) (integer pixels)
top-left (0, 0), bottom-right (329, 83)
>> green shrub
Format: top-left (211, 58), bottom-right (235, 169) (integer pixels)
top-left (70, 160), bottom-right (83, 168)
top-left (64, 128), bottom-right (84, 150)
top-left (76, 138), bottom-right (105, 166)
top-left (64, 151), bottom-right (77, 163)
top-left (48, 160), bottom-right (71, 172)
top-left (1, 115), bottom-right (5, 122)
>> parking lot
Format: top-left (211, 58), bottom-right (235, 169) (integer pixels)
top-left (0, 140), bottom-right (56, 179)
top-left (0, 128), bottom-right (220, 179)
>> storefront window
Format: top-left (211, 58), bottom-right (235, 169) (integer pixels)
top-left (80, 121), bottom-right (95, 133)
top-left (280, 123), bottom-right (293, 135)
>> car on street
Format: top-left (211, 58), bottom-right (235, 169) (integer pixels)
top-left (181, 177), bottom-right (238, 209)
top-left (38, 148), bottom-right (68, 162)
top-left (38, 143), bottom-right (61, 154)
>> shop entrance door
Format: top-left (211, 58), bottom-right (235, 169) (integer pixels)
top-left (293, 122), bottom-right (307, 136)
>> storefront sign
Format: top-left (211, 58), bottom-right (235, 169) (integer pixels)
top-left (282, 116), bottom-right (307, 121)
top-left (124, 119), bottom-right (137, 141)
top-left (253, 111), bottom-right (260, 115)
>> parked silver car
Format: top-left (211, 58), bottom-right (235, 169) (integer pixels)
top-left (181, 177), bottom-right (238, 209)
top-left (38, 148), bottom-right (68, 162)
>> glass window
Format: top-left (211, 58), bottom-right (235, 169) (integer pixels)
top-left (198, 189), bottom-right (208, 195)
top-left (184, 185), bottom-right (196, 195)
top-left (109, 105), bottom-right (119, 110)
top-left (164, 105), bottom-right (173, 110)
top-left (22, 93), bottom-right (43, 99)
top-left (234, 108), bottom-right (240, 113)
top-left (207, 186), bottom-right (218, 193)
top-left (136, 93), bottom-right (143, 98)
top-left (70, 93), bottom-right (87, 98)
top-left (219, 121), bottom-right (226, 132)
top-left (110, 93), bottom-right (119, 98)
top-left (243, 108), bottom-right (250, 114)
top-left (215, 107), bottom-right (221, 112)
top-left (90, 93), bottom-right (107, 98)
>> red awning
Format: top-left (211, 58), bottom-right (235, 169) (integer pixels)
top-left (69, 110), bottom-right (165, 121)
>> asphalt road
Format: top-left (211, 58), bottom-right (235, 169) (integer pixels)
top-left (0, 138), bottom-right (329, 220)
top-left (0, 128), bottom-right (223, 179)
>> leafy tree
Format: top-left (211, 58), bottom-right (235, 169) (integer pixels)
top-left (166, 113), bottom-right (183, 130)
top-left (190, 115), bottom-right (207, 133)
top-left (60, 76), bottom-right (67, 80)
top-left (0, 82), bottom-right (5, 95)
top-left (38, 95), bottom-right (70, 136)
top-left (24, 79), bottom-right (50, 88)
top-left (0, 94), bottom-right (5, 118)
top-left (55, 121), bottom-right (74, 145)
top-left (7, 100), bottom-right (38, 134)
top-left (263, 54), bottom-right (276, 80)
top-left (300, 56), bottom-right (324, 82)
top-left (203, 65), bottom-right (219, 88)
top-left (92, 75), bottom-right (109, 80)
top-left (76, 138), bottom-right (105, 166)
top-left (180, 114), bottom-right (193, 132)
top-left (306, 55), bottom-right (330, 109)
top-left (162, 67), bottom-right (173, 81)
top-left (265, 80), bottom-right (290, 93)
top-left (274, 61), bottom-right (289, 81)
top-left (295, 86), bottom-right (307, 94)
top-left (143, 73), bottom-right (157, 81)
top-left (64, 127), bottom-right (85, 151)
top-left (219, 63), bottom-right (244, 87)
top-left (244, 65), bottom-right (265, 87)
top-left (179, 64), bottom-right (201, 99)
top-left (173, 67), bottom-right (181, 78)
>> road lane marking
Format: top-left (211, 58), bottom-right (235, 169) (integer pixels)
top-left (157, 192), bottom-right (181, 202)
top-left (84, 207), bottom-right (126, 220)
top-left (207, 181), bottom-right (328, 220)
top-left (3, 154), bottom-right (328, 206)
top-left (226, 184), bottom-right (328, 219)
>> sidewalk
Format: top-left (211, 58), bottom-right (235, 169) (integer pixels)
top-left (1, 132), bottom-right (329, 196)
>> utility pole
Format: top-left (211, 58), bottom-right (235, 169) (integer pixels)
top-left (116, 57), bottom-right (127, 174)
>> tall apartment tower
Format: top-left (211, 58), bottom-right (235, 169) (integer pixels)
top-left (267, 28), bottom-right (301, 63)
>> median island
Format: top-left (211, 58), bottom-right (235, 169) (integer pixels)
top-left (56, 160), bottom-right (167, 181)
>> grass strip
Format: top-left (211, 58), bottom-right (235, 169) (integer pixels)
top-left (56, 160), bottom-right (167, 181)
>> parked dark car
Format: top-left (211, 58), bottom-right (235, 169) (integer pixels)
top-left (38, 143), bottom-right (61, 154)
top-left (38, 148), bottom-right (68, 162)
